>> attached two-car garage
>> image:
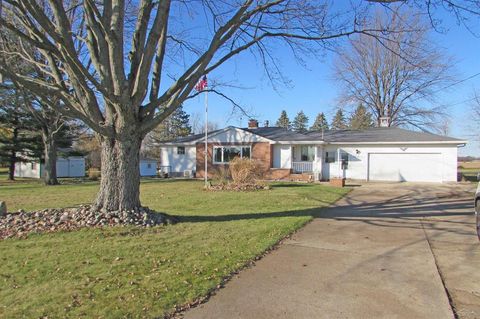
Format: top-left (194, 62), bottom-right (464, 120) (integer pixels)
top-left (368, 153), bottom-right (443, 182)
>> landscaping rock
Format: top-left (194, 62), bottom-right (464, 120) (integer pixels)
top-left (0, 205), bottom-right (177, 240)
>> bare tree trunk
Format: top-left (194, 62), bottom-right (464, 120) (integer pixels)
top-left (7, 127), bottom-right (18, 181)
top-left (8, 149), bottom-right (15, 181)
top-left (94, 135), bottom-right (142, 211)
top-left (43, 135), bottom-right (58, 185)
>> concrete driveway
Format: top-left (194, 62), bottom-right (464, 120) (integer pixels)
top-left (183, 182), bottom-right (479, 319)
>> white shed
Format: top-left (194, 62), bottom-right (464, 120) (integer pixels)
top-left (139, 159), bottom-right (158, 177)
top-left (14, 156), bottom-right (86, 178)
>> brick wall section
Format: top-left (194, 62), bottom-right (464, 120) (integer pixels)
top-left (196, 142), bottom-right (273, 178)
top-left (289, 173), bottom-right (314, 182)
top-left (265, 169), bottom-right (291, 180)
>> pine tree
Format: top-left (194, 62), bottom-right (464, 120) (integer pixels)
top-left (349, 104), bottom-right (374, 129)
top-left (275, 110), bottom-right (291, 129)
top-left (292, 111), bottom-right (309, 133)
top-left (0, 86), bottom-right (42, 180)
top-left (168, 106), bottom-right (192, 138)
top-left (143, 106), bottom-right (192, 158)
top-left (331, 109), bottom-right (348, 130)
top-left (310, 112), bottom-right (329, 131)
top-left (150, 105), bottom-right (192, 142)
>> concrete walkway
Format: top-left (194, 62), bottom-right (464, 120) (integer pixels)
top-left (184, 183), bottom-right (479, 319)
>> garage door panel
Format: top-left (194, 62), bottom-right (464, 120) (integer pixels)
top-left (368, 153), bottom-right (442, 182)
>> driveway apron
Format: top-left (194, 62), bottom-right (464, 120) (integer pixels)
top-left (184, 183), bottom-right (478, 319)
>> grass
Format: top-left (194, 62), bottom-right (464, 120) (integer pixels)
top-left (0, 179), bottom-right (349, 318)
top-left (458, 167), bottom-right (479, 182)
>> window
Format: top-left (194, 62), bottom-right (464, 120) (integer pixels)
top-left (241, 146), bottom-right (250, 159)
top-left (300, 146), bottom-right (315, 161)
top-left (147, 163), bottom-right (152, 169)
top-left (325, 152), bottom-right (335, 163)
top-left (214, 147), bottom-right (223, 163)
top-left (31, 162), bottom-right (37, 170)
top-left (177, 146), bottom-right (185, 155)
top-left (213, 146), bottom-right (251, 164)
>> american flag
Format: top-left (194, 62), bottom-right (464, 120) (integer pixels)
top-left (195, 75), bottom-right (208, 91)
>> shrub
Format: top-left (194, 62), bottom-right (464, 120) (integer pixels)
top-left (211, 165), bottom-right (231, 185)
top-left (229, 157), bottom-right (263, 184)
top-left (208, 158), bottom-right (268, 191)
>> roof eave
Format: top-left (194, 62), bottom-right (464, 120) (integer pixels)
top-left (328, 140), bottom-right (467, 145)
top-left (273, 140), bottom-right (327, 145)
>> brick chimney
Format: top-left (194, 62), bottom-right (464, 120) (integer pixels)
top-left (248, 119), bottom-right (259, 129)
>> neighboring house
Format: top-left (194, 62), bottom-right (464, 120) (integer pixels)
top-left (14, 156), bottom-right (86, 178)
top-left (139, 158), bottom-right (158, 177)
top-left (159, 119), bottom-right (466, 183)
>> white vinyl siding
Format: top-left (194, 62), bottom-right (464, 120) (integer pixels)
top-left (160, 146), bottom-right (196, 174)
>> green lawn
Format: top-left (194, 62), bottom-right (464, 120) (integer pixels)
top-left (0, 179), bottom-right (348, 318)
top-left (459, 167), bottom-right (479, 182)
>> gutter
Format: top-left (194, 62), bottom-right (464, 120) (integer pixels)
top-left (327, 141), bottom-right (468, 145)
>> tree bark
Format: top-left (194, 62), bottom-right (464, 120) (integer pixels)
top-left (8, 149), bottom-right (15, 181)
top-left (43, 135), bottom-right (58, 185)
top-left (7, 127), bottom-right (18, 181)
top-left (94, 134), bottom-right (143, 211)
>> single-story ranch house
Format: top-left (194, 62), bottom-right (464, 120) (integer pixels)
top-left (159, 119), bottom-right (466, 183)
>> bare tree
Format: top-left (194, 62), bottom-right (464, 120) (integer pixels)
top-left (0, 1), bottom-right (390, 211)
top-left (28, 99), bottom-right (67, 185)
top-left (0, 25), bottom-right (70, 185)
top-left (334, 9), bottom-right (452, 130)
top-left (368, 0), bottom-right (480, 33)
top-left (470, 90), bottom-right (480, 142)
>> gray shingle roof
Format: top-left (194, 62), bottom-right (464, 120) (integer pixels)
top-left (159, 129), bottom-right (223, 144)
top-left (160, 126), bottom-right (465, 144)
top-left (306, 127), bottom-right (464, 143)
top-left (242, 127), bottom-right (313, 141)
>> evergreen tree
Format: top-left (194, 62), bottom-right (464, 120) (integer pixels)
top-left (150, 105), bottom-right (192, 142)
top-left (143, 106), bottom-right (192, 158)
top-left (349, 104), bottom-right (374, 129)
top-left (310, 112), bottom-right (329, 131)
top-left (275, 110), bottom-right (291, 129)
top-left (331, 109), bottom-right (348, 130)
top-left (0, 86), bottom-right (42, 180)
top-left (292, 110), bottom-right (309, 133)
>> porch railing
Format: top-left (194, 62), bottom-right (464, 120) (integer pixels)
top-left (292, 161), bottom-right (313, 173)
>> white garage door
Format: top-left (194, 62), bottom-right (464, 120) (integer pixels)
top-left (368, 153), bottom-right (443, 182)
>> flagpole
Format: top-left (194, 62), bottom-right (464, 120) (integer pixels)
top-left (204, 88), bottom-right (208, 187)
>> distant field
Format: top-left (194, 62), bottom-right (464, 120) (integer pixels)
top-left (458, 161), bottom-right (480, 169)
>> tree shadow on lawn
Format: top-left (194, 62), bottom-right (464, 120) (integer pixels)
top-left (176, 191), bottom-right (475, 238)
